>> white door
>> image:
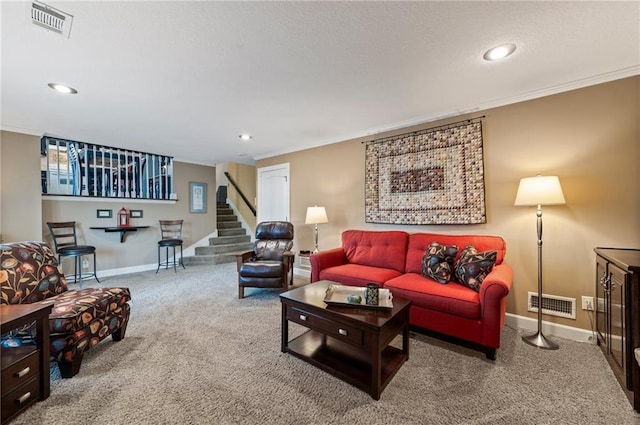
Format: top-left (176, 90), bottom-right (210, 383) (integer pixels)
top-left (257, 163), bottom-right (290, 222)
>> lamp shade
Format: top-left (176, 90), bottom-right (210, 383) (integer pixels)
top-left (514, 175), bottom-right (566, 206)
top-left (305, 206), bottom-right (328, 224)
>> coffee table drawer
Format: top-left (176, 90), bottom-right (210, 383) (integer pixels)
top-left (1, 374), bottom-right (40, 423)
top-left (1, 349), bottom-right (39, 393)
top-left (288, 306), bottom-right (363, 346)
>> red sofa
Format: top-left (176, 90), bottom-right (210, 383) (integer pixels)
top-left (310, 230), bottom-right (513, 359)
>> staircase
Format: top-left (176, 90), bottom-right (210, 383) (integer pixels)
top-left (188, 202), bottom-right (253, 265)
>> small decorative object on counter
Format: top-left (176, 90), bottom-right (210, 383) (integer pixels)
top-left (118, 207), bottom-right (130, 227)
top-left (365, 283), bottom-right (380, 306)
top-left (346, 295), bottom-right (362, 304)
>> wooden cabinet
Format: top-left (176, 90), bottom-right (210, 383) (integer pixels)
top-left (594, 248), bottom-right (640, 411)
top-left (1, 304), bottom-right (53, 424)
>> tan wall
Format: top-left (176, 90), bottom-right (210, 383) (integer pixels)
top-left (257, 75), bottom-right (640, 331)
top-left (0, 131), bottom-right (42, 242)
top-left (41, 161), bottom-right (216, 271)
top-left (0, 130), bottom-right (217, 271)
top-left (225, 162), bottom-right (257, 232)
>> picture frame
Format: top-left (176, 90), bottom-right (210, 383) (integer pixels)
top-left (130, 209), bottom-right (143, 218)
top-left (189, 182), bottom-right (207, 213)
top-left (97, 209), bottom-right (112, 218)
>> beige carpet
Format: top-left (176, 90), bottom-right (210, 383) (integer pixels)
top-left (11, 262), bottom-right (639, 424)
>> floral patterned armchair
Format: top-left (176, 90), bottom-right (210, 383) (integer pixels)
top-left (1, 241), bottom-right (131, 378)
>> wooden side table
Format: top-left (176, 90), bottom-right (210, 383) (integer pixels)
top-left (1, 303), bottom-right (53, 423)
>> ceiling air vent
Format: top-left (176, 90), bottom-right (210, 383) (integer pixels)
top-left (29, 1), bottom-right (73, 38)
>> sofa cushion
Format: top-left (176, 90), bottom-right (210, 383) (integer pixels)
top-left (454, 246), bottom-right (497, 292)
top-left (47, 287), bottom-right (131, 334)
top-left (319, 264), bottom-right (403, 287)
top-left (406, 233), bottom-right (506, 273)
top-left (1, 241), bottom-right (68, 304)
top-left (239, 261), bottom-right (282, 278)
top-left (385, 273), bottom-right (480, 319)
top-left (341, 230), bottom-right (408, 273)
top-left (422, 242), bottom-right (458, 284)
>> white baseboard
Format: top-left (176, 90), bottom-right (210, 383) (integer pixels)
top-left (505, 313), bottom-right (597, 344)
top-left (93, 262), bottom-right (159, 278)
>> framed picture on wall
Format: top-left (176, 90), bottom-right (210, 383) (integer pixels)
top-left (189, 182), bottom-right (207, 213)
top-left (97, 209), bottom-right (112, 218)
top-left (130, 209), bottom-right (143, 218)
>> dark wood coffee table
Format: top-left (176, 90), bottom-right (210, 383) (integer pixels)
top-left (280, 280), bottom-right (411, 400)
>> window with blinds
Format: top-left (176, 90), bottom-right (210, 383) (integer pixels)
top-left (41, 136), bottom-right (174, 200)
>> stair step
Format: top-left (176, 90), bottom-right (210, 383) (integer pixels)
top-left (195, 242), bottom-right (253, 255)
top-left (218, 228), bottom-right (246, 236)
top-left (209, 235), bottom-right (251, 245)
top-left (189, 202), bottom-right (253, 266)
top-left (217, 221), bottom-right (241, 229)
top-left (217, 215), bottom-right (237, 222)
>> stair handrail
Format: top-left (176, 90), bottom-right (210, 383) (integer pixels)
top-left (224, 171), bottom-right (256, 216)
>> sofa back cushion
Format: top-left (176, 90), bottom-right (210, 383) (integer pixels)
top-left (406, 233), bottom-right (506, 274)
top-left (342, 230), bottom-right (409, 273)
top-left (1, 241), bottom-right (68, 304)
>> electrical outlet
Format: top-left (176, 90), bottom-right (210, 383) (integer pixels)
top-left (82, 258), bottom-right (89, 270)
top-left (582, 296), bottom-right (594, 311)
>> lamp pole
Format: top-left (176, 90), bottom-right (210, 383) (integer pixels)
top-left (522, 204), bottom-right (559, 350)
top-left (313, 223), bottom-right (320, 253)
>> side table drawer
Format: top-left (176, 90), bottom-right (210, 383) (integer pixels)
top-left (288, 306), bottom-right (363, 346)
top-left (1, 375), bottom-right (40, 423)
top-left (1, 350), bottom-right (39, 393)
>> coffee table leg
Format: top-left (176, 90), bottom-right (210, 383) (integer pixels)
top-left (403, 310), bottom-right (410, 361)
top-left (371, 334), bottom-right (381, 400)
top-left (281, 303), bottom-right (288, 353)
top-left (37, 310), bottom-right (50, 399)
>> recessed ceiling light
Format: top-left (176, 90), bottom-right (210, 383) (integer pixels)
top-left (48, 83), bottom-right (77, 94)
top-left (239, 134), bottom-right (252, 141)
top-left (483, 43), bottom-right (516, 61)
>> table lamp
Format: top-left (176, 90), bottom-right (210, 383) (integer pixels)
top-left (305, 206), bottom-right (328, 253)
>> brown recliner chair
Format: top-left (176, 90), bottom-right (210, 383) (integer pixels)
top-left (235, 221), bottom-right (294, 299)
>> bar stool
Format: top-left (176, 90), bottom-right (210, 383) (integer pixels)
top-left (47, 221), bottom-right (99, 286)
top-left (156, 220), bottom-right (185, 273)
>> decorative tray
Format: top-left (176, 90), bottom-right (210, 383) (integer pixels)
top-left (323, 284), bottom-right (393, 309)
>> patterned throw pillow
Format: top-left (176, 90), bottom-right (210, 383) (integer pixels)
top-left (422, 242), bottom-right (458, 284)
top-left (454, 245), bottom-right (497, 292)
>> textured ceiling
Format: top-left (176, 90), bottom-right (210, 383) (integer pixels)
top-left (1, 1), bottom-right (639, 165)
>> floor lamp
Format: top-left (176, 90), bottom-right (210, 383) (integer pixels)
top-left (515, 175), bottom-right (566, 350)
top-left (305, 206), bottom-right (328, 253)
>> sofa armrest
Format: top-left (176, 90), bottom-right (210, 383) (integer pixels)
top-left (283, 251), bottom-right (295, 285)
top-left (234, 251), bottom-right (255, 271)
top-left (310, 248), bottom-right (346, 282)
top-left (478, 263), bottom-right (513, 347)
top-left (479, 263), bottom-right (513, 301)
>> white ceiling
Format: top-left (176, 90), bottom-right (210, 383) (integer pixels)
top-left (2, 1), bottom-right (639, 166)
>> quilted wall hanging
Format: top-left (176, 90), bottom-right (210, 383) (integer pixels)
top-left (365, 119), bottom-right (486, 225)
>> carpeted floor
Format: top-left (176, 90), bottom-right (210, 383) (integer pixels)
top-left (10, 263), bottom-right (640, 424)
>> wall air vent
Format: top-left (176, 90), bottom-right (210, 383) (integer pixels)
top-left (527, 291), bottom-right (576, 319)
top-left (29, 1), bottom-right (73, 38)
